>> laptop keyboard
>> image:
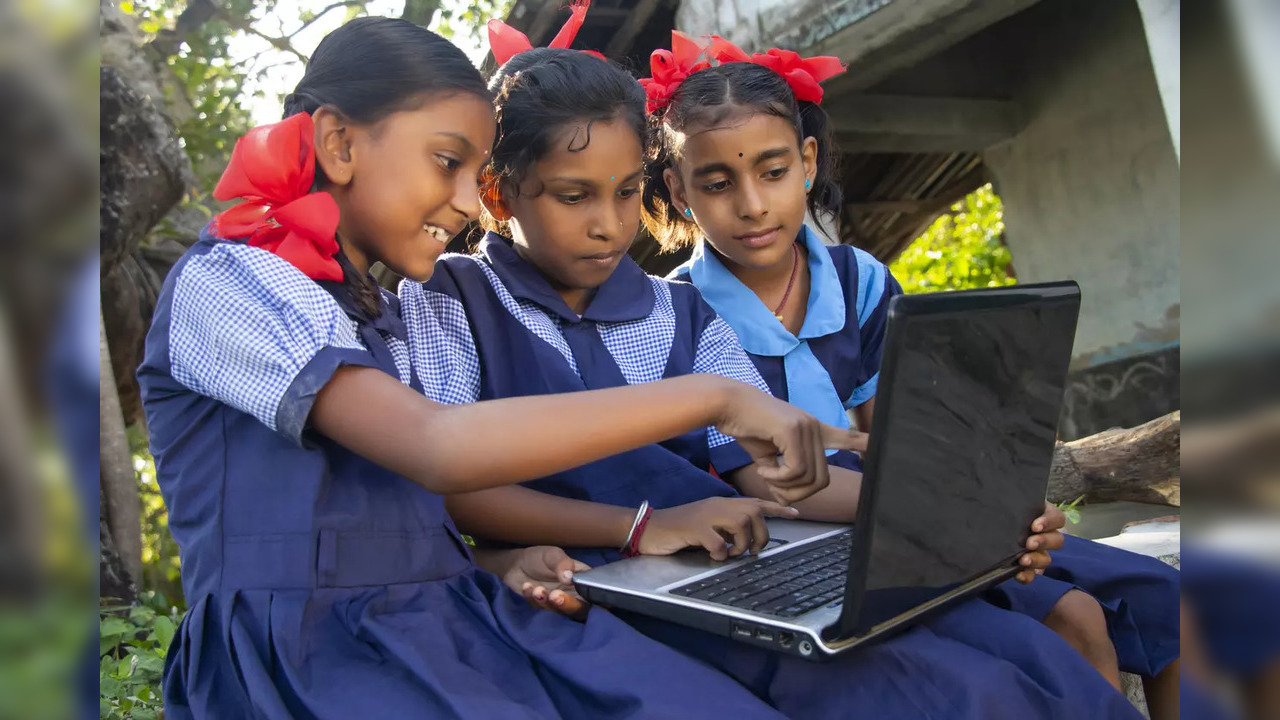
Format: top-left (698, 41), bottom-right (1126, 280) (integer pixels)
top-left (669, 530), bottom-right (854, 618)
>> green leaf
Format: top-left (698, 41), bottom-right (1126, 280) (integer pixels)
top-left (136, 652), bottom-right (167, 676)
top-left (152, 615), bottom-right (177, 653)
top-left (101, 674), bottom-right (124, 698)
top-left (100, 617), bottom-right (132, 639)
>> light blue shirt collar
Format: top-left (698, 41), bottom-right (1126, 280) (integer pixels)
top-left (681, 225), bottom-right (847, 358)
top-left (676, 226), bottom-right (852, 438)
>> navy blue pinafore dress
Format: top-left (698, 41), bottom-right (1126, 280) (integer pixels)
top-left (136, 233), bottom-right (791, 719)
top-left (673, 225), bottom-right (1181, 680)
top-left (401, 232), bottom-right (1144, 719)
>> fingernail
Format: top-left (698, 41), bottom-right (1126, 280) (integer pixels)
top-left (1028, 539), bottom-right (1038, 550)
top-left (1034, 521), bottom-right (1043, 532)
top-left (1021, 556), bottom-right (1031, 566)
top-left (561, 570), bottom-right (574, 582)
top-left (522, 583), bottom-right (532, 591)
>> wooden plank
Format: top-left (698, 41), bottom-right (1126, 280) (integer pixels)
top-left (845, 197), bottom-right (953, 214)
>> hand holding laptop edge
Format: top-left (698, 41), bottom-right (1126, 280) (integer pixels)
top-left (1014, 501), bottom-right (1068, 584)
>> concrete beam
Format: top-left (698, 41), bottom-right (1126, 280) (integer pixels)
top-left (826, 94), bottom-right (1025, 152)
top-left (811, 0), bottom-right (1043, 93)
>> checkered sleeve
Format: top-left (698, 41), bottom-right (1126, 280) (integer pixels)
top-left (692, 311), bottom-right (770, 474)
top-left (398, 278), bottom-right (481, 406)
top-left (167, 244), bottom-right (376, 445)
top-left (693, 314), bottom-right (771, 446)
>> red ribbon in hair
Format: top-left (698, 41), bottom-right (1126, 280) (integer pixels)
top-left (487, 0), bottom-right (604, 66)
top-left (638, 31), bottom-right (709, 114)
top-left (643, 33), bottom-right (847, 112)
top-left (211, 112), bottom-right (343, 282)
top-left (728, 44), bottom-right (846, 104)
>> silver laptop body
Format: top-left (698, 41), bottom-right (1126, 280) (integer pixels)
top-left (574, 282), bottom-right (1083, 660)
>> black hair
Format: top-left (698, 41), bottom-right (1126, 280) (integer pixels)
top-left (641, 61), bottom-right (842, 251)
top-left (482, 47), bottom-right (646, 233)
top-left (282, 17), bottom-right (490, 317)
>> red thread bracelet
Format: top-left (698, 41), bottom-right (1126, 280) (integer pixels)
top-left (622, 506), bottom-right (654, 558)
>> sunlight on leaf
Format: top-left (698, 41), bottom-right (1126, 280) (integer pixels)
top-left (889, 185), bottom-right (1016, 295)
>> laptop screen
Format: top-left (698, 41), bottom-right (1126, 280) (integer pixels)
top-left (846, 288), bottom-right (1079, 634)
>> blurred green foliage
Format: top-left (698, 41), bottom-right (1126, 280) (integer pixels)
top-left (100, 592), bottom-right (181, 720)
top-left (889, 184), bottom-right (1016, 294)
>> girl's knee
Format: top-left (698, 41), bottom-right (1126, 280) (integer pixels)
top-left (1046, 590), bottom-right (1111, 649)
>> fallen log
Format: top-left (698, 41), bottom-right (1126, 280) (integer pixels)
top-left (1048, 411), bottom-right (1180, 507)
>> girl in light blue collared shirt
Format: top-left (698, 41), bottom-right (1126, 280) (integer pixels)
top-left (645, 54), bottom-right (1181, 717)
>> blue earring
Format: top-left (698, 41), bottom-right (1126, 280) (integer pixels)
top-left (684, 207), bottom-right (693, 218)
top-left (805, 179), bottom-right (812, 190)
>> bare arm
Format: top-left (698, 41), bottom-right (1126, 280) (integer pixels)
top-left (312, 368), bottom-right (864, 496)
top-left (447, 486), bottom-right (634, 548)
top-left (727, 463), bottom-right (864, 523)
top-left (853, 398), bottom-right (875, 433)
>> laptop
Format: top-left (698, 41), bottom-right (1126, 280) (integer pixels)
top-left (574, 281), bottom-right (1082, 660)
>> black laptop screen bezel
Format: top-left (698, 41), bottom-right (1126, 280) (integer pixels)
top-left (825, 281), bottom-right (1082, 643)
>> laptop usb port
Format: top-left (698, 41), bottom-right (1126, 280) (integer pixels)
top-left (754, 629), bottom-right (775, 643)
top-left (733, 623), bottom-right (754, 639)
top-left (777, 631), bottom-right (794, 648)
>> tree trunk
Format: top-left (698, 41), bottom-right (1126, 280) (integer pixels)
top-left (100, 310), bottom-right (142, 590)
top-left (1048, 411), bottom-right (1180, 506)
top-left (101, 0), bottom-right (196, 424)
top-left (100, 514), bottom-right (136, 604)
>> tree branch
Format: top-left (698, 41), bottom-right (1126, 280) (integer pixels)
top-left (400, 0), bottom-right (442, 28)
top-left (219, 10), bottom-right (310, 64)
top-left (289, 0), bottom-right (366, 38)
top-left (147, 0), bottom-right (220, 59)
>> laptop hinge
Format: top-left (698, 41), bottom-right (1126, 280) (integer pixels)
top-left (821, 564), bottom-right (1021, 650)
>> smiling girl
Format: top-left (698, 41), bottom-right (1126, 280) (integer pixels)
top-left (134, 17), bottom-right (858, 719)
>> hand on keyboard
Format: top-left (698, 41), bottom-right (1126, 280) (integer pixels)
top-left (640, 497), bottom-right (800, 561)
top-left (671, 530), bottom-right (855, 617)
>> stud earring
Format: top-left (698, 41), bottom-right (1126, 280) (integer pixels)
top-left (805, 179), bottom-right (812, 190)
top-left (684, 207), bottom-right (693, 218)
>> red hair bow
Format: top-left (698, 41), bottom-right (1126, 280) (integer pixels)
top-left (638, 31), bottom-right (710, 114)
top-left (487, 0), bottom-right (604, 67)
top-left (744, 48), bottom-right (846, 104)
top-left (211, 112), bottom-right (343, 282)
top-left (704, 35), bottom-right (847, 105)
